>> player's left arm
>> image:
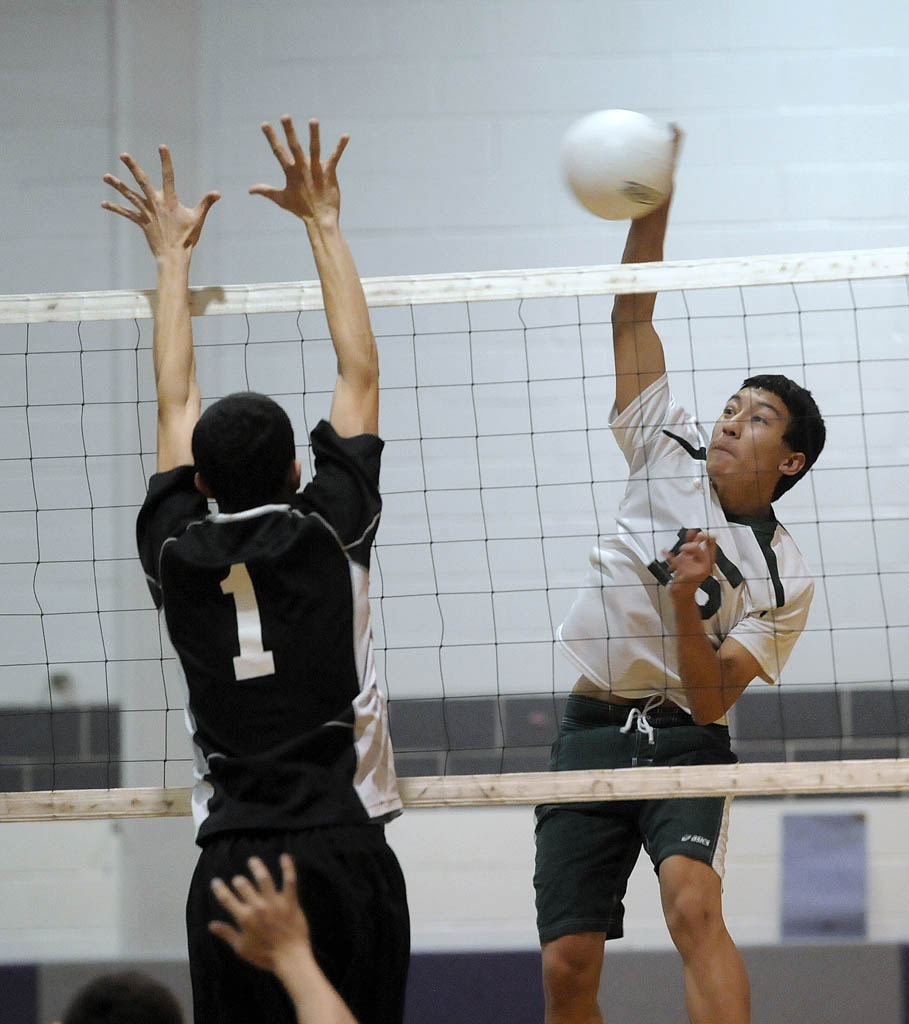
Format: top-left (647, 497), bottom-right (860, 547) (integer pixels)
top-left (666, 530), bottom-right (764, 724)
top-left (251, 116), bottom-right (378, 439)
top-left (102, 147), bottom-right (220, 472)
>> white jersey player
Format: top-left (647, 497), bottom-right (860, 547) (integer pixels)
top-left (534, 128), bottom-right (826, 1024)
top-left (557, 371), bottom-right (815, 723)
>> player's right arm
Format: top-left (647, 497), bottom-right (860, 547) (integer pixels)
top-left (611, 127), bottom-right (681, 414)
top-left (102, 148), bottom-right (220, 472)
top-left (666, 529), bottom-right (763, 723)
top-left (251, 116), bottom-right (378, 439)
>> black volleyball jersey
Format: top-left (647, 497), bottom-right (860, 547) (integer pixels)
top-left (137, 420), bottom-right (402, 844)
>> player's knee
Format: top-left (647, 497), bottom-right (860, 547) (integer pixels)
top-left (542, 934), bottom-right (603, 1005)
top-left (662, 877), bottom-right (724, 953)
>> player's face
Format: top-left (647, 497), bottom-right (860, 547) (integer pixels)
top-left (706, 388), bottom-right (803, 497)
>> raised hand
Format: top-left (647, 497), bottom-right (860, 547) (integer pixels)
top-left (250, 115), bottom-right (349, 223)
top-left (209, 854), bottom-right (310, 972)
top-left (102, 146), bottom-right (220, 258)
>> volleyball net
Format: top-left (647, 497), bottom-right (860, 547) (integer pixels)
top-left (2, 248), bottom-right (909, 821)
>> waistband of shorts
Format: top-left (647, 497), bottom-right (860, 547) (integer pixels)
top-left (563, 692), bottom-right (723, 732)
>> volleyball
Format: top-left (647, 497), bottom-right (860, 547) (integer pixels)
top-left (560, 108), bottom-right (674, 220)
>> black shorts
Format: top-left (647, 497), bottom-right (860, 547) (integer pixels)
top-left (534, 694), bottom-right (737, 944)
top-left (187, 825), bottom-right (410, 1024)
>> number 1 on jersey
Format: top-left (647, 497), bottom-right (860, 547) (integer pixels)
top-left (221, 563), bottom-right (275, 681)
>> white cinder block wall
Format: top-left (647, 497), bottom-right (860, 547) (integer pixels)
top-left (2, 0), bottom-right (909, 961)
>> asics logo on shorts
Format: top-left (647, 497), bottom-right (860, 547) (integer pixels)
top-left (681, 834), bottom-right (711, 847)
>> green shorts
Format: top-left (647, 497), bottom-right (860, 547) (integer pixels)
top-left (534, 694), bottom-right (737, 944)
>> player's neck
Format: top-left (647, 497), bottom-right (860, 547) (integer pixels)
top-left (711, 475), bottom-right (774, 520)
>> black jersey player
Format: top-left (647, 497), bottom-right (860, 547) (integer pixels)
top-left (103, 117), bottom-right (409, 1024)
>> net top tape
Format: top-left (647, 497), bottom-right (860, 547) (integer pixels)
top-left (2, 760), bottom-right (908, 820)
top-left (3, 247), bottom-right (909, 325)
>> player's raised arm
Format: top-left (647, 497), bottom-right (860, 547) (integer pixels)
top-left (611, 126), bottom-right (682, 414)
top-left (251, 116), bottom-right (378, 438)
top-left (102, 147), bottom-right (220, 471)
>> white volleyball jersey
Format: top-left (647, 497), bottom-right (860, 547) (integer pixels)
top-left (558, 375), bottom-right (813, 721)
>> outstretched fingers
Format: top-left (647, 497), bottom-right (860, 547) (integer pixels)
top-left (229, 872), bottom-right (259, 902)
top-left (196, 190), bottom-right (221, 216)
top-left (120, 152), bottom-right (155, 199)
top-left (102, 172), bottom-right (142, 204)
top-left (247, 856), bottom-right (277, 896)
top-left (103, 144), bottom-right (219, 257)
top-left (281, 114), bottom-right (307, 168)
top-left (207, 882), bottom-right (248, 960)
top-left (252, 116), bottom-right (348, 219)
top-left (193, 189), bottom-right (222, 232)
top-left (280, 115), bottom-right (348, 176)
top-left (207, 917), bottom-right (242, 948)
top-left (210, 857), bottom-right (279, 916)
top-left (210, 875), bottom-right (244, 919)
top-left (248, 183), bottom-right (282, 201)
top-left (262, 121), bottom-right (293, 172)
top-left (307, 118), bottom-right (322, 171)
top-left (100, 199), bottom-right (145, 224)
top-left (101, 171), bottom-right (148, 223)
top-left (307, 118), bottom-right (349, 176)
top-left (326, 132), bottom-right (350, 173)
top-left (185, 190), bottom-right (221, 247)
top-left (278, 852), bottom-right (298, 899)
top-left (159, 145), bottom-right (176, 199)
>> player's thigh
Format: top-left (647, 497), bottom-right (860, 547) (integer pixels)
top-left (639, 793), bottom-right (732, 878)
top-left (641, 721), bottom-right (735, 876)
top-left (534, 800), bottom-right (642, 943)
top-left (536, 708), bottom-right (643, 942)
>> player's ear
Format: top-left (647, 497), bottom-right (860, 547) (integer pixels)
top-left (778, 450), bottom-right (806, 478)
top-left (287, 459), bottom-right (302, 493)
top-left (194, 472), bottom-right (214, 498)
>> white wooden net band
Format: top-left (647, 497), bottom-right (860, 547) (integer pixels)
top-left (2, 247), bottom-right (908, 324)
top-left (2, 759), bottom-right (907, 822)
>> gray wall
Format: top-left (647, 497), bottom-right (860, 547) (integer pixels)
top-left (4, 1), bottom-right (909, 298)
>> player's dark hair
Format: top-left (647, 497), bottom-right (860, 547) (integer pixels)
top-left (62, 971), bottom-right (184, 1024)
top-left (740, 374), bottom-right (826, 500)
top-left (192, 392), bottom-right (296, 512)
